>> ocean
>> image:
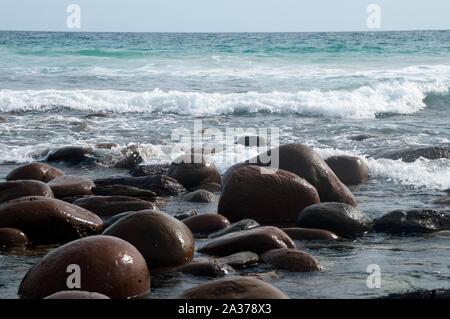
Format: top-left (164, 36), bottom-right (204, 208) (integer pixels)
top-left (0, 30), bottom-right (449, 298)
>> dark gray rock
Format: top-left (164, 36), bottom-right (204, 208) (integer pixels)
top-left (183, 190), bottom-right (218, 203)
top-left (216, 251), bottom-right (259, 269)
top-left (370, 146), bottom-right (449, 162)
top-left (208, 219), bottom-right (260, 238)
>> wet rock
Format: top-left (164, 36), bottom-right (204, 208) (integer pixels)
top-left (325, 155), bottom-right (369, 185)
top-left (174, 261), bottom-right (235, 277)
top-left (44, 291), bottom-right (111, 299)
top-left (114, 145), bottom-right (154, 169)
top-left (260, 248), bottom-right (321, 272)
top-left (182, 213), bottom-right (230, 235)
top-left (374, 209), bottom-right (450, 234)
top-left (296, 202), bottom-right (372, 238)
top-left (191, 183), bottom-right (222, 192)
top-left (183, 190), bottom-right (218, 203)
top-left (198, 226), bottom-right (295, 256)
top-left (72, 196), bottom-right (158, 217)
top-left (103, 211), bottom-right (137, 230)
top-left (178, 276), bottom-right (289, 299)
top-left (167, 154), bottom-right (221, 189)
top-left (0, 196), bottom-right (103, 244)
top-left (208, 219), bottom-right (260, 238)
top-left (221, 162), bottom-right (247, 188)
top-left (236, 135), bottom-right (268, 147)
top-left (94, 175), bottom-right (185, 196)
top-left (0, 180), bottom-right (54, 204)
top-left (46, 146), bottom-right (93, 163)
top-left (130, 164), bottom-right (170, 177)
top-left (47, 175), bottom-right (94, 198)
top-left (216, 251), bottom-right (259, 269)
top-left (370, 146), bottom-right (450, 162)
top-left (92, 185), bottom-right (157, 200)
top-left (0, 228), bottom-right (29, 247)
top-left (6, 162), bottom-right (64, 182)
top-left (282, 227), bottom-right (342, 241)
top-left (218, 165), bottom-right (319, 224)
top-left (348, 134), bottom-right (379, 141)
top-left (249, 143), bottom-right (357, 205)
top-left (103, 210), bottom-right (194, 269)
top-left (18, 235), bottom-right (150, 299)
top-left (174, 210), bottom-right (197, 221)
top-left (95, 142), bottom-right (118, 149)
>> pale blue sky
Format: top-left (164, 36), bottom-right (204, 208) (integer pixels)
top-left (1, 0), bottom-right (449, 32)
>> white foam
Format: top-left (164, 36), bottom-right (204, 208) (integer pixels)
top-left (0, 80), bottom-right (446, 119)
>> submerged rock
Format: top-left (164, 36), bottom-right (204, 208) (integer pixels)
top-left (218, 165), bottom-right (320, 224)
top-left (325, 155), bottom-right (369, 185)
top-left (260, 248), bottom-right (322, 272)
top-left (6, 162), bottom-right (64, 183)
top-left (296, 202), bottom-right (372, 238)
top-left (103, 210), bottom-right (194, 269)
top-left (374, 209), bottom-right (450, 234)
top-left (174, 261), bottom-right (235, 277)
top-left (178, 276), bottom-right (289, 299)
top-left (0, 196), bottom-right (103, 244)
top-left (183, 190), bottom-right (218, 203)
top-left (182, 213), bottom-right (230, 235)
top-left (198, 226), bottom-right (295, 256)
top-left (46, 146), bottom-right (93, 163)
top-left (0, 180), bottom-right (54, 204)
top-left (129, 164), bottom-right (170, 177)
top-left (18, 235), bottom-right (150, 299)
top-left (348, 134), bottom-right (379, 141)
top-left (92, 185), bottom-right (157, 200)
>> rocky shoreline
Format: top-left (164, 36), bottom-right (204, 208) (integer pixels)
top-left (0, 142), bottom-right (449, 299)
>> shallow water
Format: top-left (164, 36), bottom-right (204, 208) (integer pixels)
top-left (0, 31), bottom-right (449, 299)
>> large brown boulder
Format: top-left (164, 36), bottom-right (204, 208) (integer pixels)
top-left (0, 180), bottom-right (54, 204)
top-left (0, 196), bottom-right (103, 244)
top-left (6, 162), bottom-right (64, 182)
top-left (296, 202), bottom-right (372, 238)
top-left (72, 196), bottom-right (158, 216)
top-left (103, 210), bottom-right (194, 269)
top-left (18, 235), bottom-right (150, 299)
top-left (260, 248), bottom-right (321, 272)
top-left (249, 143), bottom-right (357, 205)
top-left (198, 226), bottom-right (296, 256)
top-left (167, 154), bottom-right (221, 189)
top-left (218, 165), bottom-right (319, 224)
top-left (178, 276), bottom-right (289, 299)
top-left (0, 228), bottom-right (29, 246)
top-left (325, 155), bottom-right (369, 185)
top-left (47, 175), bottom-right (95, 198)
top-left (182, 213), bottom-right (230, 235)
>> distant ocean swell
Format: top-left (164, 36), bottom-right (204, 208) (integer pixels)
top-left (0, 81), bottom-right (448, 119)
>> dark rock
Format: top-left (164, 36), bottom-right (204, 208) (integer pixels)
top-left (178, 276), bottom-right (289, 299)
top-left (94, 175), bottom-right (185, 196)
top-left (260, 248), bottom-right (321, 272)
top-left (47, 175), bottom-right (94, 198)
top-left (182, 213), bottom-right (230, 235)
top-left (103, 211), bottom-right (137, 230)
top-left (218, 165), bottom-right (319, 224)
top-left (114, 145), bottom-right (153, 169)
top-left (84, 113), bottom-right (112, 118)
top-left (130, 164), bottom-right (170, 177)
top-left (191, 183), bottom-right (222, 192)
top-left (236, 135), bottom-right (267, 147)
top-left (18, 235), bottom-right (150, 299)
top-left (325, 155), bottom-right (369, 185)
top-left (0, 180), bottom-right (54, 204)
top-left (72, 196), bottom-right (158, 216)
top-left (174, 210), bottom-right (197, 221)
top-left (46, 146), bottom-right (93, 163)
top-left (6, 162), bottom-right (64, 182)
top-left (0, 228), bottom-right (29, 246)
top-left (103, 210), bottom-right (194, 269)
top-left (95, 142), bottom-right (118, 149)
top-left (174, 261), bottom-right (235, 277)
top-left (370, 146), bottom-right (450, 162)
top-left (92, 185), bottom-right (157, 200)
top-left (0, 196), bottom-right (103, 244)
top-left (221, 163), bottom-right (247, 188)
top-left (208, 219), bottom-right (260, 238)
top-left (348, 134), bottom-right (379, 141)
top-left (183, 190), bottom-right (218, 203)
top-left (296, 202), bottom-right (372, 238)
top-left (282, 227), bottom-right (342, 241)
top-left (198, 226), bottom-right (296, 256)
top-left (374, 209), bottom-right (450, 234)
top-left (167, 154), bottom-right (221, 189)
top-left (44, 291), bottom-right (110, 299)
top-left (248, 143), bottom-right (357, 205)
top-left (216, 251), bottom-right (259, 269)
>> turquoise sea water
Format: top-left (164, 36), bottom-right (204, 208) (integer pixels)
top-left (0, 31), bottom-right (449, 299)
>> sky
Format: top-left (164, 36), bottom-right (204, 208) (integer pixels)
top-left (0, 0), bottom-right (449, 32)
